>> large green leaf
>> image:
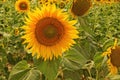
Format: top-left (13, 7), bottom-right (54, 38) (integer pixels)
top-left (34, 58), bottom-right (61, 80)
top-left (8, 60), bottom-right (41, 80)
top-left (8, 60), bottom-right (30, 80)
top-left (20, 69), bottom-right (41, 80)
top-left (63, 48), bottom-right (87, 70)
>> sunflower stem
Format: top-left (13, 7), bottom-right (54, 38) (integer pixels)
top-left (87, 68), bottom-right (92, 78)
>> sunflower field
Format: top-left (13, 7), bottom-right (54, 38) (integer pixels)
top-left (0, 0), bottom-right (120, 80)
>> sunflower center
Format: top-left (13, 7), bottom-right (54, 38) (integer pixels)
top-left (110, 46), bottom-right (120, 67)
top-left (35, 17), bottom-right (64, 46)
top-left (19, 2), bottom-right (28, 10)
top-left (43, 25), bottom-right (57, 38)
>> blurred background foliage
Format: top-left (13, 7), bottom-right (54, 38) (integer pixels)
top-left (0, 0), bottom-right (120, 80)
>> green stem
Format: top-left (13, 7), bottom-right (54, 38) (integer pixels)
top-left (87, 68), bottom-right (92, 78)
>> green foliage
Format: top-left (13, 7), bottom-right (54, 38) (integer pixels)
top-left (34, 58), bottom-right (60, 80)
top-left (63, 48), bottom-right (87, 70)
top-left (8, 60), bottom-right (41, 80)
top-left (8, 60), bottom-right (30, 80)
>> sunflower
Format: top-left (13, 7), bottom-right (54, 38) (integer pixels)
top-left (38, 0), bottom-right (57, 5)
top-left (58, 1), bottom-right (66, 9)
top-left (15, 0), bottom-right (30, 12)
top-left (58, 0), bottom-right (70, 9)
top-left (102, 38), bottom-right (120, 75)
top-left (21, 4), bottom-right (79, 61)
top-left (71, 0), bottom-right (92, 17)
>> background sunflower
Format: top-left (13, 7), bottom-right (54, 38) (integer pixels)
top-left (71, 0), bottom-right (92, 17)
top-left (15, 0), bottom-right (30, 12)
top-left (102, 39), bottom-right (120, 75)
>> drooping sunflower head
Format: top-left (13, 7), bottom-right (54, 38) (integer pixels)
top-left (71, 0), bottom-right (92, 17)
top-left (102, 38), bottom-right (120, 75)
top-left (15, 0), bottom-right (30, 12)
top-left (21, 4), bottom-right (79, 61)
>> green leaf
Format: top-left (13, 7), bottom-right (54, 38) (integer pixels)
top-left (93, 52), bottom-right (103, 69)
top-left (34, 58), bottom-right (61, 80)
top-left (63, 70), bottom-right (82, 80)
top-left (63, 48), bottom-right (87, 70)
top-left (8, 60), bottom-right (30, 80)
top-left (78, 17), bottom-right (94, 37)
top-left (102, 38), bottom-right (114, 51)
top-left (8, 60), bottom-right (41, 80)
top-left (21, 69), bottom-right (41, 80)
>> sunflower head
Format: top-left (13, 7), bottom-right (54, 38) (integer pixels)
top-left (15, 0), bottom-right (30, 12)
top-left (21, 4), bottom-right (79, 61)
top-left (71, 0), bottom-right (92, 17)
top-left (38, 0), bottom-right (57, 5)
top-left (102, 38), bottom-right (120, 75)
top-left (58, 1), bottom-right (65, 9)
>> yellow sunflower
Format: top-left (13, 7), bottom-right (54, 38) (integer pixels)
top-left (102, 38), bottom-right (120, 75)
top-left (38, 0), bottom-right (57, 5)
top-left (21, 4), bottom-right (79, 61)
top-left (58, 0), bottom-right (70, 9)
top-left (15, 0), bottom-right (30, 12)
top-left (71, 0), bottom-right (92, 17)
